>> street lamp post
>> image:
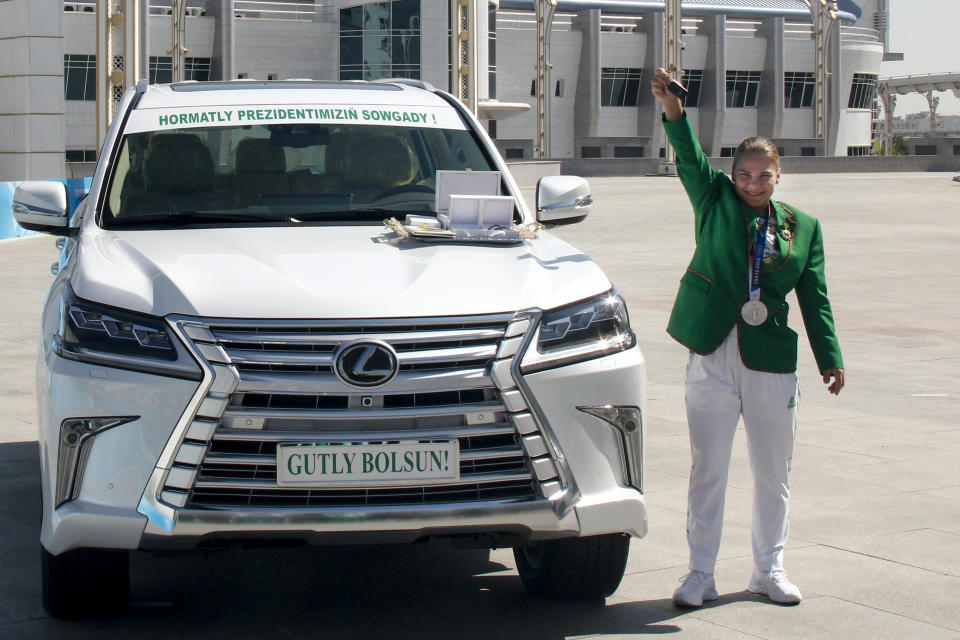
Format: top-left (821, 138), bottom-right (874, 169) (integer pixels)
top-left (663, 0), bottom-right (681, 166)
top-left (170, 0), bottom-right (190, 83)
top-left (806, 1), bottom-right (839, 150)
top-left (534, 0), bottom-right (557, 158)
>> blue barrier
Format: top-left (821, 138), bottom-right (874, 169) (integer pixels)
top-left (0, 177), bottom-right (93, 240)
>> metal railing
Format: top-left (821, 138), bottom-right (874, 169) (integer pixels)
top-left (841, 26), bottom-right (880, 43)
top-left (496, 10), bottom-right (574, 32)
top-left (784, 21), bottom-right (813, 40)
top-left (234, 0), bottom-right (317, 22)
top-left (726, 19), bottom-right (760, 38)
top-left (65, 1), bottom-right (320, 21)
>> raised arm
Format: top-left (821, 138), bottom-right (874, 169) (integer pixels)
top-left (651, 67), bottom-right (685, 123)
top-left (652, 68), bottom-right (724, 231)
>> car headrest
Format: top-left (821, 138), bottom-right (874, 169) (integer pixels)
top-left (235, 138), bottom-right (286, 173)
top-left (142, 134), bottom-right (214, 193)
top-left (341, 135), bottom-right (413, 189)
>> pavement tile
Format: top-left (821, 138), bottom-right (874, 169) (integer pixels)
top-left (794, 422), bottom-right (946, 463)
top-left (0, 419), bottom-right (36, 445)
top-left (689, 595), bottom-right (957, 640)
top-left (0, 601), bottom-right (31, 626)
top-left (919, 485), bottom-right (960, 504)
top-left (791, 491), bottom-right (960, 544)
top-left (0, 621), bottom-right (60, 640)
top-left (782, 545), bottom-right (960, 632)
top-left (821, 528), bottom-right (960, 578)
top-left (817, 458), bottom-right (959, 494)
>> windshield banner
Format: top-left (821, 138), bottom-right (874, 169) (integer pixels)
top-left (125, 104), bottom-right (467, 133)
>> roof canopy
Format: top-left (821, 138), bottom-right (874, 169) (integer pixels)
top-left (880, 73), bottom-right (960, 97)
top-left (497, 0), bottom-right (858, 23)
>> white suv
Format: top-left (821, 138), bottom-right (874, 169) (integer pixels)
top-left (14, 79), bottom-right (647, 617)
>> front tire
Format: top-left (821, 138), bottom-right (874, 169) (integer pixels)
top-left (514, 533), bottom-right (630, 599)
top-left (41, 546), bottom-right (129, 618)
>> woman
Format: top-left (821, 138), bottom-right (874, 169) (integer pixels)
top-left (651, 68), bottom-right (845, 607)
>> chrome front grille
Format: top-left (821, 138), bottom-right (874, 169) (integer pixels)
top-left (160, 315), bottom-right (562, 510)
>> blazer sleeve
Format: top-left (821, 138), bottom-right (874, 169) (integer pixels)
top-left (795, 220), bottom-right (845, 373)
top-left (662, 114), bottom-right (725, 237)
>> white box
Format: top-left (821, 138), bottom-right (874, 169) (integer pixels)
top-left (447, 195), bottom-right (515, 230)
top-left (435, 170), bottom-right (501, 217)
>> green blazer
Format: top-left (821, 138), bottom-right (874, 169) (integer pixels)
top-left (663, 115), bottom-right (844, 374)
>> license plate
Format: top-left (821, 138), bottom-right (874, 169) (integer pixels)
top-left (276, 441), bottom-right (460, 487)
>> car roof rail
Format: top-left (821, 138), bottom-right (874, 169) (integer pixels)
top-left (373, 78), bottom-right (436, 92)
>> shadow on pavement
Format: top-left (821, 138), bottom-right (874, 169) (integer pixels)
top-left (1, 440), bottom-right (689, 639)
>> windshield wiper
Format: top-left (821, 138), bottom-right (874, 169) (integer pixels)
top-left (291, 208), bottom-right (430, 222)
top-left (109, 210), bottom-right (294, 227)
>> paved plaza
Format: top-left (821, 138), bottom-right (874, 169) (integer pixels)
top-left (0, 172), bottom-right (958, 638)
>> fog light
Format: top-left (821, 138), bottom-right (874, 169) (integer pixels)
top-left (577, 405), bottom-right (644, 493)
top-left (56, 416), bottom-right (138, 507)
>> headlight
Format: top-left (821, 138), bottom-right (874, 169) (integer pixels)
top-left (520, 291), bottom-right (636, 373)
top-left (54, 284), bottom-right (201, 380)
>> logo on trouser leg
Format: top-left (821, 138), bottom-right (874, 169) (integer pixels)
top-left (787, 396), bottom-right (797, 409)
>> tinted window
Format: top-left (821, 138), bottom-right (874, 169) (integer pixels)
top-left (103, 122), bottom-right (497, 228)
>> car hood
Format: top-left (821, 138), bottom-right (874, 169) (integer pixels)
top-left (70, 225), bottom-right (611, 319)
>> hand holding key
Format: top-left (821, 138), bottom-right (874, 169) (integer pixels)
top-left (651, 67), bottom-right (686, 122)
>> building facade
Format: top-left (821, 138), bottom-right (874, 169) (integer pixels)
top-left (2, 0), bottom-right (890, 181)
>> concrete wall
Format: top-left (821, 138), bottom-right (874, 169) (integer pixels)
top-left (234, 19), bottom-right (335, 82)
top-left (505, 160), bottom-right (561, 186)
top-left (0, 0), bottom-right (65, 181)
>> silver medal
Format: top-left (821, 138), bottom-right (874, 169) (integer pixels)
top-left (741, 300), bottom-right (768, 326)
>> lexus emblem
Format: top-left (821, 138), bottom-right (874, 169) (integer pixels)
top-left (334, 341), bottom-right (399, 387)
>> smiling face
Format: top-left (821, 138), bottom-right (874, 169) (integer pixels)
top-left (734, 152), bottom-right (781, 213)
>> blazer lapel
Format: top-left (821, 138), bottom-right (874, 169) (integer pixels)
top-left (760, 201), bottom-right (793, 273)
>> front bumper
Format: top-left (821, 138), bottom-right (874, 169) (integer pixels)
top-left (40, 316), bottom-right (647, 555)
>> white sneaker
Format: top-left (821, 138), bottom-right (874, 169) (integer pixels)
top-left (748, 569), bottom-right (802, 604)
top-left (673, 570), bottom-right (718, 607)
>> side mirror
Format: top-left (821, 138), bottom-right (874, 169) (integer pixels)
top-left (536, 175), bottom-right (593, 225)
top-left (12, 182), bottom-right (71, 235)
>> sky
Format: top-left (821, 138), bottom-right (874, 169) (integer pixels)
top-left (878, 0), bottom-right (960, 116)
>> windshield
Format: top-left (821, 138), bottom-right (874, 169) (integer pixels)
top-left (102, 122), bottom-right (500, 228)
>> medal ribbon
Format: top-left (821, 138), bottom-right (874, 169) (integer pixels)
top-left (748, 207), bottom-right (771, 304)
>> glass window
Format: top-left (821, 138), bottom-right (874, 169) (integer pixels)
top-left (340, 1), bottom-right (420, 81)
top-left (784, 71), bottom-right (815, 108)
top-left (846, 146), bottom-right (871, 156)
top-left (149, 56), bottom-right (173, 84)
top-left (681, 69), bottom-right (703, 108)
top-left (64, 54), bottom-right (96, 101)
top-left (601, 68), bottom-right (642, 107)
top-left (65, 149), bottom-right (96, 163)
top-left (488, 3), bottom-right (496, 99)
top-left (614, 146), bottom-right (644, 158)
top-left (726, 70), bottom-right (762, 108)
top-left (103, 121), bottom-right (498, 228)
top-left (848, 72), bottom-right (878, 110)
top-left (186, 58), bottom-right (211, 82)
top-left (149, 56), bottom-right (210, 83)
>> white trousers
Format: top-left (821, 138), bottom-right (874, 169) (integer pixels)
top-left (684, 329), bottom-right (799, 574)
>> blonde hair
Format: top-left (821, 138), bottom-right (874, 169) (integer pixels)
top-left (733, 136), bottom-right (780, 173)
